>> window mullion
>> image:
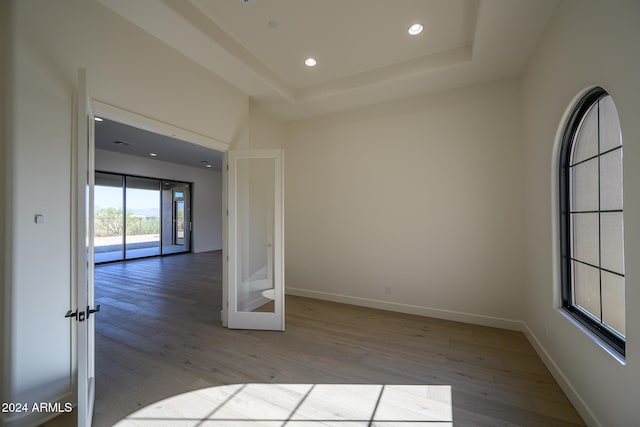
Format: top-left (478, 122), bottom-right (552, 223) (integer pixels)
top-left (597, 100), bottom-right (603, 325)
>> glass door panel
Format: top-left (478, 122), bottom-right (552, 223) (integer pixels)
top-left (125, 176), bottom-right (161, 259)
top-left (162, 181), bottom-right (191, 255)
top-left (228, 150), bottom-right (284, 330)
top-left (175, 201), bottom-right (185, 245)
top-left (237, 157), bottom-right (276, 313)
top-left (94, 172), bottom-right (124, 263)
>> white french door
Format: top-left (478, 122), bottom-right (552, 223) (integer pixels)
top-left (227, 150), bottom-right (285, 330)
top-left (74, 67), bottom-right (97, 427)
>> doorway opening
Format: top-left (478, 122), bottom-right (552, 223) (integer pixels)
top-left (93, 115), bottom-right (224, 258)
top-left (91, 110), bottom-right (226, 420)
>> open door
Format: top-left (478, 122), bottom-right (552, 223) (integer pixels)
top-left (73, 67), bottom-right (97, 427)
top-left (227, 150), bottom-right (284, 330)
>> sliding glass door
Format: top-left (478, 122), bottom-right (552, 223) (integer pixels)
top-left (162, 181), bottom-right (191, 255)
top-left (125, 177), bottom-right (161, 259)
top-left (95, 173), bottom-right (124, 263)
top-left (94, 172), bottom-right (191, 263)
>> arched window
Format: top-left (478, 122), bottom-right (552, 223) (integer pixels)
top-left (559, 87), bottom-right (625, 356)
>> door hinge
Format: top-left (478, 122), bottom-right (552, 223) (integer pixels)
top-left (226, 164), bottom-right (229, 171)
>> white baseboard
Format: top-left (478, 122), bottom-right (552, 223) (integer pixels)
top-left (522, 324), bottom-right (600, 427)
top-left (285, 287), bottom-right (523, 331)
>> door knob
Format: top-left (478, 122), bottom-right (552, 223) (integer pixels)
top-left (87, 304), bottom-right (101, 319)
top-left (65, 309), bottom-right (85, 321)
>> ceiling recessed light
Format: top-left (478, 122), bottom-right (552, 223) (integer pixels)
top-left (94, 117), bottom-right (104, 122)
top-left (206, 164), bottom-right (212, 168)
top-left (304, 57), bottom-right (317, 67)
top-left (408, 23), bottom-right (424, 36)
top-left (150, 153), bottom-right (157, 157)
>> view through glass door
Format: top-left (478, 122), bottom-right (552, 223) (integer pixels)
top-left (93, 173), bottom-right (123, 263)
top-left (94, 172), bottom-right (192, 263)
top-left (126, 176), bottom-right (161, 259)
top-left (163, 181), bottom-right (191, 254)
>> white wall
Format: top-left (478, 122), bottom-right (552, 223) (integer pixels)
top-left (285, 78), bottom-right (525, 328)
top-left (95, 149), bottom-right (223, 253)
top-left (522, 1), bottom-right (640, 425)
top-left (249, 101), bottom-right (286, 150)
top-left (0, 0), bottom-right (10, 412)
top-left (2, 0), bottom-right (247, 425)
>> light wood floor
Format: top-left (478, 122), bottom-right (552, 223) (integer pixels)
top-left (43, 251), bottom-right (584, 426)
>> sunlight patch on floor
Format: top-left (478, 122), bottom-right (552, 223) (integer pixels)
top-left (114, 383), bottom-right (452, 426)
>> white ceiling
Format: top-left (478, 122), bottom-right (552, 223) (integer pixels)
top-left (193, 0), bottom-right (475, 90)
top-left (95, 118), bottom-right (224, 171)
top-left (99, 0), bottom-right (559, 122)
top-left (96, 0), bottom-right (559, 167)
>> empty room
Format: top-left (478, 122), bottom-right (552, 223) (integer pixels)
top-left (1, 1), bottom-right (639, 427)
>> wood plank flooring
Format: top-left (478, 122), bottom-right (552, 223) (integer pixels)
top-left (44, 251), bottom-right (585, 426)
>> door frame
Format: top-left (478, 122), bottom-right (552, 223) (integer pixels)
top-left (75, 98), bottom-right (229, 420)
top-left (93, 101), bottom-right (230, 154)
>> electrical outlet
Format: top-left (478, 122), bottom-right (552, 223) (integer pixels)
top-left (384, 286), bottom-right (391, 295)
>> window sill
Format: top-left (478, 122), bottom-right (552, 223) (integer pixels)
top-left (559, 308), bottom-right (626, 365)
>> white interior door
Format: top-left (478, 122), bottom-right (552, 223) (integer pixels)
top-left (227, 150), bottom-right (284, 330)
top-left (75, 67), bottom-right (97, 427)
